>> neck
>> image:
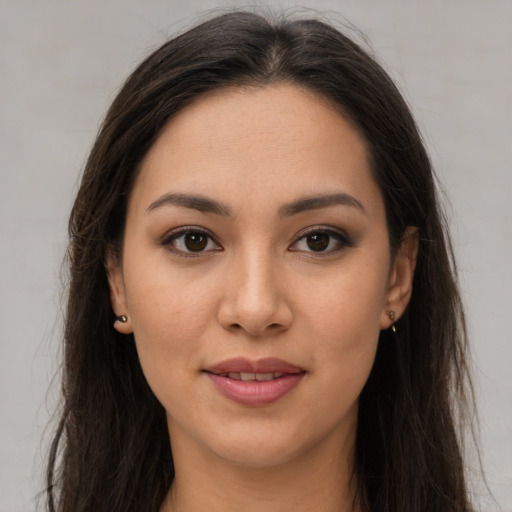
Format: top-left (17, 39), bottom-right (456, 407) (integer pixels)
top-left (160, 424), bottom-right (361, 512)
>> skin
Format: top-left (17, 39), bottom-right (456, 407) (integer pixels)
top-left (107, 84), bottom-right (418, 512)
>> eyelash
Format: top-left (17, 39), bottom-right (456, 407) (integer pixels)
top-left (160, 226), bottom-right (221, 258)
top-left (160, 225), bottom-right (354, 258)
top-left (289, 226), bottom-right (354, 256)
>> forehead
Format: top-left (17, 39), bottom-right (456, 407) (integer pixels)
top-left (131, 84), bottom-right (382, 217)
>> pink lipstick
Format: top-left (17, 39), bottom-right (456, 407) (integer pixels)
top-left (204, 357), bottom-right (305, 406)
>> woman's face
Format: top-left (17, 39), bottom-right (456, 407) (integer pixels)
top-left (108, 84), bottom-right (416, 468)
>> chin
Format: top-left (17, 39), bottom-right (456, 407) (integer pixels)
top-left (200, 417), bottom-right (343, 470)
top-left (215, 439), bottom-right (308, 469)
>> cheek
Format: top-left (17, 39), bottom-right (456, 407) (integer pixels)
top-left (300, 261), bottom-right (386, 344)
top-left (297, 263), bottom-right (385, 395)
top-left (122, 257), bottom-right (217, 382)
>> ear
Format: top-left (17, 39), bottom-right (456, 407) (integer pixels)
top-left (381, 226), bottom-right (419, 330)
top-left (105, 249), bottom-right (133, 334)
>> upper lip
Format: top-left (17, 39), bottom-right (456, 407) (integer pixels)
top-left (204, 357), bottom-right (304, 375)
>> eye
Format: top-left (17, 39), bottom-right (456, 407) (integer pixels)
top-left (290, 228), bottom-right (353, 254)
top-left (161, 227), bottom-right (221, 256)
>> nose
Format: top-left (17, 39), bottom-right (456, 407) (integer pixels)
top-left (217, 249), bottom-right (293, 337)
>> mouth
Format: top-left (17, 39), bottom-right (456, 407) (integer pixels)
top-left (204, 357), bottom-right (306, 406)
top-left (204, 356), bottom-right (304, 375)
top-left (212, 371), bottom-right (288, 381)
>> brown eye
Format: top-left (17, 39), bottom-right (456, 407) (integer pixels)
top-left (184, 232), bottom-right (208, 251)
top-left (163, 228), bottom-right (221, 256)
top-left (289, 228), bottom-right (353, 255)
top-left (306, 232), bottom-right (330, 251)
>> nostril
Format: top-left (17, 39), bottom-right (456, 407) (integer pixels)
top-left (228, 321), bottom-right (283, 336)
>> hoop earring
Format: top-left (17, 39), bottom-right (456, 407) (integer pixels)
top-left (388, 311), bottom-right (397, 333)
top-left (115, 315), bottom-right (128, 324)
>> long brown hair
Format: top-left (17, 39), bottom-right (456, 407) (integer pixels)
top-left (46, 11), bottom-right (476, 512)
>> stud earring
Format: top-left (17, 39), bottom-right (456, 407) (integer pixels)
top-left (115, 315), bottom-right (128, 324)
top-left (388, 311), bottom-right (397, 333)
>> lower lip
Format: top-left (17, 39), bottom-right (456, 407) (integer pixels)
top-left (206, 372), bottom-right (305, 406)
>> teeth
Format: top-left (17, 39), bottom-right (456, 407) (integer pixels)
top-left (255, 373), bottom-right (274, 381)
top-left (221, 372), bottom-right (285, 381)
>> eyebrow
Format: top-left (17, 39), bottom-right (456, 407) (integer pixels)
top-left (279, 193), bottom-right (366, 217)
top-left (146, 193), bottom-right (232, 216)
top-left (146, 191), bottom-right (365, 217)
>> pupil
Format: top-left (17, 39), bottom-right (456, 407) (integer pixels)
top-left (185, 232), bottom-right (207, 251)
top-left (307, 233), bottom-right (329, 251)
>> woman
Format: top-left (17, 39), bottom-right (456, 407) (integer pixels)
top-left (46, 11), bottom-right (476, 512)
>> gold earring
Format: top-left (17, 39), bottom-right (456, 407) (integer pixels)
top-left (388, 311), bottom-right (396, 333)
top-left (115, 315), bottom-right (128, 324)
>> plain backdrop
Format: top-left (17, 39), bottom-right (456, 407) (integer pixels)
top-left (1, 0), bottom-right (511, 510)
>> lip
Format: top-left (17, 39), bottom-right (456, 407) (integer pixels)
top-left (204, 357), bottom-right (306, 406)
top-left (205, 357), bottom-right (304, 375)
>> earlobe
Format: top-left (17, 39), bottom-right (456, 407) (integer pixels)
top-left (105, 250), bottom-right (133, 334)
top-left (381, 226), bottom-right (419, 330)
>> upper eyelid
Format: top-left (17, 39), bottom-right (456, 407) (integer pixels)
top-left (161, 224), bottom-right (346, 237)
top-left (289, 226), bottom-right (353, 252)
top-left (293, 225), bottom-right (349, 240)
top-left (159, 227), bottom-right (223, 257)
top-left (162, 226), bottom-right (219, 243)
top-left (160, 224), bottom-right (351, 250)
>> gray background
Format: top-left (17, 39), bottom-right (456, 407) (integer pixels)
top-left (1, 0), bottom-right (511, 510)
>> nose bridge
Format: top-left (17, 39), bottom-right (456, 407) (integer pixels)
top-left (219, 242), bottom-right (292, 335)
top-left (238, 246), bottom-right (276, 309)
